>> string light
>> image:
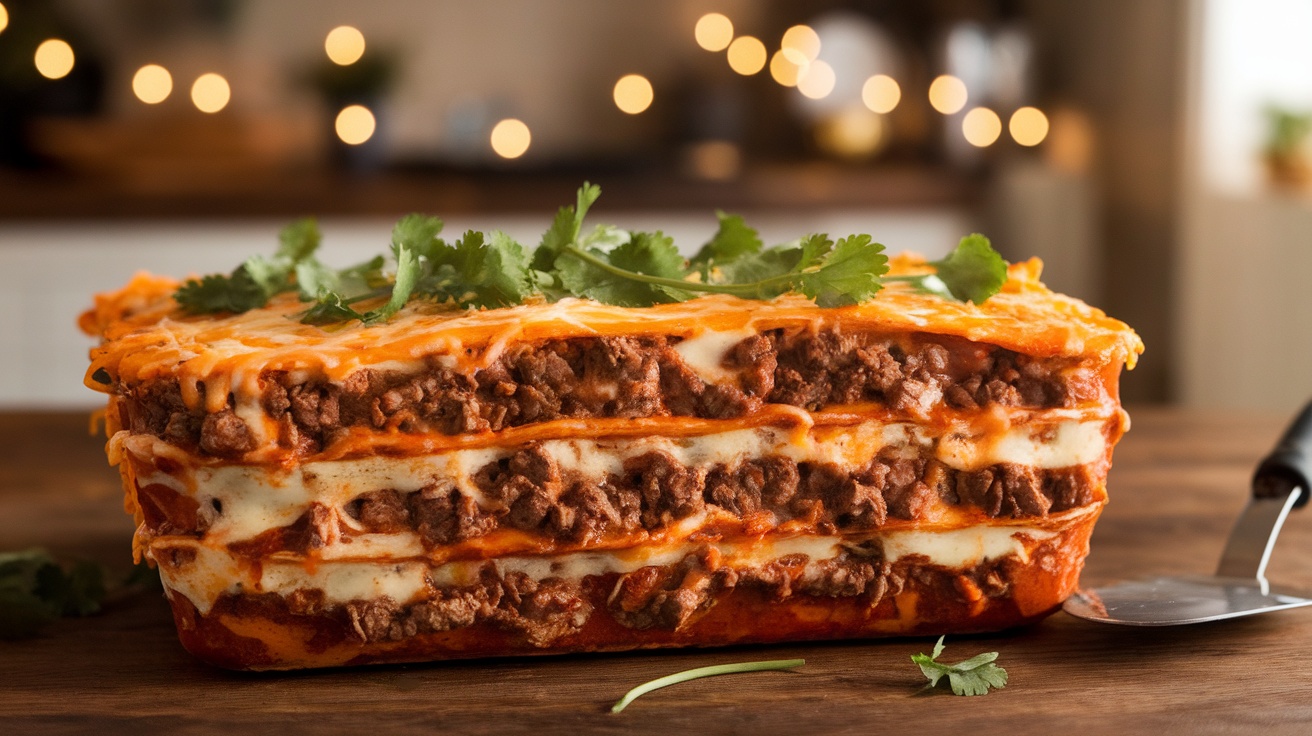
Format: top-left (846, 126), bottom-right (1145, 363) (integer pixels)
top-left (694, 13), bottom-right (733, 52)
top-left (0, 4), bottom-right (9, 35)
top-left (490, 118), bottom-right (531, 159)
top-left (928, 74), bottom-right (968, 115)
top-left (861, 75), bottom-right (900, 114)
top-left (780, 25), bottom-right (821, 62)
top-left (1009, 106), bottom-right (1050, 146)
top-left (132, 65), bottom-right (173, 104)
top-left (191, 73), bottom-right (230, 113)
top-left (726, 36), bottom-right (766, 76)
top-left (796, 59), bottom-right (836, 100)
top-left (613, 74), bottom-right (653, 114)
top-left (325, 26), bottom-right (365, 66)
top-left (34, 39), bottom-right (75, 80)
top-left (962, 107), bottom-right (1002, 147)
top-left (335, 105), bottom-right (376, 145)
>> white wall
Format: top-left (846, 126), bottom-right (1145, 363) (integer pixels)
top-left (1194, 0), bottom-right (1312, 194)
top-left (1177, 0), bottom-right (1312, 409)
top-left (0, 208), bottom-right (967, 408)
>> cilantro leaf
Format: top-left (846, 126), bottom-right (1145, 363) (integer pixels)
top-left (276, 217), bottom-right (322, 263)
top-left (533, 182), bottom-right (601, 273)
top-left (558, 231), bottom-right (691, 306)
top-left (715, 247), bottom-right (802, 297)
top-left (929, 234), bottom-right (1008, 303)
top-left (391, 214), bottom-right (445, 261)
top-left (580, 223), bottom-right (629, 252)
top-left (711, 234), bottom-right (835, 300)
top-left (242, 254), bottom-right (291, 298)
top-left (293, 258), bottom-right (343, 301)
top-left (888, 234), bottom-right (1009, 304)
top-left (175, 218), bottom-right (322, 314)
top-left (363, 243), bottom-right (418, 324)
top-left (250, 218), bottom-right (323, 299)
top-left (795, 233), bottom-right (835, 271)
top-left (911, 636), bottom-right (1009, 696)
top-left (174, 269), bottom-right (267, 314)
top-left (454, 230), bottom-right (532, 308)
top-left (300, 292), bottom-right (365, 325)
top-left (689, 211), bottom-right (762, 274)
top-left (797, 234), bottom-right (888, 308)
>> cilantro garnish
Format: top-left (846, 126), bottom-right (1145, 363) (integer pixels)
top-left (911, 636), bottom-right (1009, 696)
top-left (0, 550), bottom-right (162, 640)
top-left (172, 183), bottom-right (1010, 323)
top-left (887, 233), bottom-right (1008, 304)
top-left (0, 549), bottom-right (105, 639)
top-left (176, 218), bottom-right (324, 314)
top-left (610, 658), bottom-right (805, 713)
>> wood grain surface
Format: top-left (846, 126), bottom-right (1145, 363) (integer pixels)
top-left (4, 408), bottom-right (1312, 735)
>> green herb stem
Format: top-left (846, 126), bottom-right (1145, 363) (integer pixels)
top-left (610, 658), bottom-right (805, 713)
top-left (562, 245), bottom-right (796, 298)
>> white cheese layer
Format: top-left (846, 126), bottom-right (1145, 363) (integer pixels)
top-left (673, 326), bottom-right (759, 383)
top-left (125, 416), bottom-right (1108, 547)
top-left (151, 517), bottom-right (1072, 615)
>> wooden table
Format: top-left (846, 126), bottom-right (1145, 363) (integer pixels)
top-left (4, 409), bottom-right (1312, 734)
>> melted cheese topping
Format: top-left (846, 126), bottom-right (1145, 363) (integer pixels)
top-left (151, 510), bottom-right (1086, 615)
top-left (82, 257), bottom-right (1143, 407)
top-left (123, 414), bottom-right (1113, 547)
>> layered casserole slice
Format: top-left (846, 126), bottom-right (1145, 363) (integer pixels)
top-left (81, 205), bottom-right (1141, 670)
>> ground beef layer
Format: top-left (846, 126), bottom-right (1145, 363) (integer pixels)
top-left (136, 443), bottom-right (1100, 554)
top-left (163, 518), bottom-right (1094, 671)
top-left (117, 327), bottom-right (1107, 457)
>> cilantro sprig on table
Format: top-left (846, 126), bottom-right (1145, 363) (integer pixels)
top-left (0, 549), bottom-right (105, 639)
top-left (174, 183), bottom-right (1009, 323)
top-left (0, 549), bottom-right (161, 640)
top-left (912, 636), bottom-right (1009, 696)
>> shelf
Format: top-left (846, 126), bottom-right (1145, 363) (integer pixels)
top-left (0, 163), bottom-right (980, 221)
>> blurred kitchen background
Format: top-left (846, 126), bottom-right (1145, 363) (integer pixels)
top-left (0, 0), bottom-right (1306, 410)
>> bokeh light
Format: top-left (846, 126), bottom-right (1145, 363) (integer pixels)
top-left (132, 64), bottom-right (173, 104)
top-left (1009, 106), bottom-right (1050, 146)
top-left (780, 25), bottom-right (821, 61)
top-left (861, 74), bottom-right (900, 114)
top-left (796, 59), bottom-right (836, 100)
top-left (490, 118), bottom-right (531, 159)
top-left (928, 74), bottom-right (968, 115)
top-left (815, 108), bottom-right (883, 158)
top-left (726, 36), bottom-right (767, 75)
top-left (962, 106), bottom-right (1002, 147)
top-left (34, 39), bottom-right (75, 80)
top-left (769, 50), bottom-right (805, 87)
top-left (0, 4), bottom-right (9, 35)
top-left (190, 73), bottom-right (231, 113)
top-left (335, 105), bottom-right (376, 145)
top-left (613, 74), bottom-right (654, 114)
top-left (694, 13), bottom-right (733, 52)
top-left (325, 26), bottom-right (366, 66)
top-left (685, 140), bottom-right (741, 181)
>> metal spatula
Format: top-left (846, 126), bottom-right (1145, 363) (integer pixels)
top-left (1063, 401), bottom-right (1312, 626)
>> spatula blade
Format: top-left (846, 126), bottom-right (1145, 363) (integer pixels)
top-left (1063, 576), bottom-right (1312, 626)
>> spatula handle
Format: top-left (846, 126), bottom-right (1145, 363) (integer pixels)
top-left (1253, 399), bottom-right (1312, 508)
